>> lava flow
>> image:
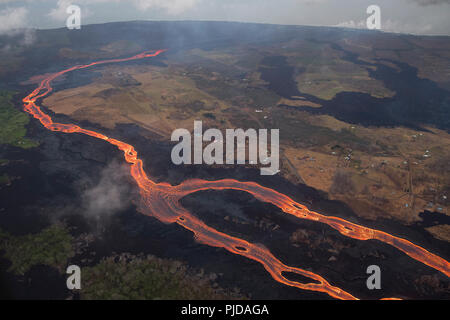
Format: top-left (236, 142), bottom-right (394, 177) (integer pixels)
top-left (22, 50), bottom-right (449, 300)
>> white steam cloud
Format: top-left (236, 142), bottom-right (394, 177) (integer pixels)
top-left (0, 6), bottom-right (35, 49)
top-left (81, 161), bottom-right (131, 218)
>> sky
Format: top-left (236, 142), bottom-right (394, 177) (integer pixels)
top-left (0, 0), bottom-right (449, 37)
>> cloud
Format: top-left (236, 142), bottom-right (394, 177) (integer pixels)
top-left (0, 7), bottom-right (29, 34)
top-left (48, 0), bottom-right (72, 21)
top-left (335, 17), bottom-right (435, 35)
top-left (0, 6), bottom-right (35, 49)
top-left (334, 18), bottom-right (435, 35)
top-left (81, 161), bottom-right (131, 219)
top-left (47, 0), bottom-right (200, 21)
top-left (382, 19), bottom-right (433, 34)
top-left (335, 20), bottom-right (366, 29)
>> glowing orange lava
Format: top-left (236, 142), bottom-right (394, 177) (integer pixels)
top-left (22, 50), bottom-right (449, 300)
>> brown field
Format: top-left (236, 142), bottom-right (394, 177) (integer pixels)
top-left (282, 114), bottom-right (450, 222)
top-left (41, 46), bottom-right (449, 235)
top-left (43, 64), bottom-right (231, 138)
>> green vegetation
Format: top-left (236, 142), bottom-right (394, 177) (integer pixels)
top-left (0, 90), bottom-right (38, 149)
top-left (82, 254), bottom-right (243, 300)
top-left (0, 173), bottom-right (10, 185)
top-left (0, 224), bottom-right (244, 300)
top-left (0, 225), bottom-right (75, 275)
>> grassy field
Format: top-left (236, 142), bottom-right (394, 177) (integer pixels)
top-left (0, 225), bottom-right (75, 275)
top-left (81, 254), bottom-right (244, 300)
top-left (0, 223), bottom-right (245, 299)
top-left (0, 90), bottom-right (38, 149)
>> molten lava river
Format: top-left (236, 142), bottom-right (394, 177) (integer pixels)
top-left (22, 49), bottom-right (449, 300)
